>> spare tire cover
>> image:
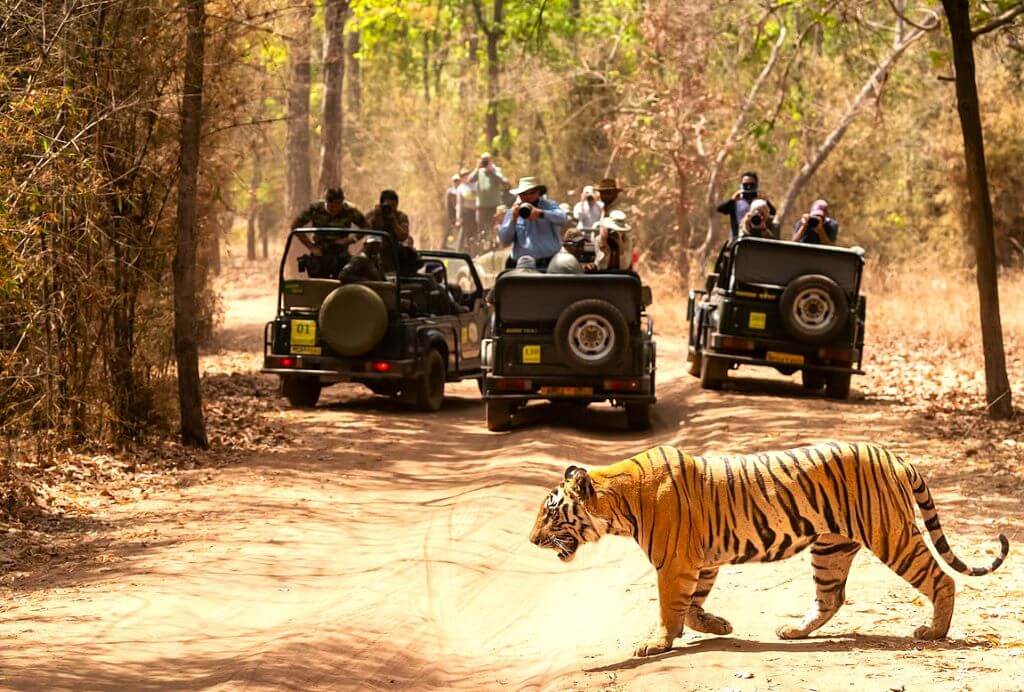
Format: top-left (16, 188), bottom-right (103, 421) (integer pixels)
top-left (319, 284), bottom-right (388, 356)
top-left (553, 299), bottom-right (630, 374)
top-left (778, 274), bottom-right (849, 345)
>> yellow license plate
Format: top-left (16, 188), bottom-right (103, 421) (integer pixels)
top-left (767, 351), bottom-right (804, 365)
top-left (538, 386), bottom-right (593, 397)
top-left (522, 345), bottom-right (541, 364)
top-left (748, 311), bottom-right (766, 330)
top-left (291, 345), bottom-right (321, 356)
top-left (291, 319), bottom-right (317, 348)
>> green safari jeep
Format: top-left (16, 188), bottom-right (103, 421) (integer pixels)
top-left (262, 229), bottom-right (492, 410)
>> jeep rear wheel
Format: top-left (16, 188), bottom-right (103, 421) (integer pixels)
top-left (700, 357), bottom-right (729, 390)
top-left (413, 349), bottom-right (446, 412)
top-left (825, 372), bottom-right (852, 400)
top-left (282, 375), bottom-right (321, 408)
top-left (625, 402), bottom-right (651, 431)
top-left (486, 399), bottom-right (513, 432)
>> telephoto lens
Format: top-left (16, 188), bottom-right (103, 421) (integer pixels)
top-left (518, 204), bottom-right (533, 219)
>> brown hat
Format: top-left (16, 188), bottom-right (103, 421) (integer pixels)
top-left (594, 177), bottom-right (624, 192)
top-left (563, 228), bottom-right (585, 243)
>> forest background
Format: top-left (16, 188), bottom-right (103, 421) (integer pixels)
top-left (1, 0), bottom-right (1022, 490)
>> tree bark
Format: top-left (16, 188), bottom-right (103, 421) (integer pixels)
top-left (318, 0), bottom-right (347, 191)
top-left (345, 30), bottom-right (361, 114)
top-left (942, 0), bottom-right (1014, 419)
top-left (286, 2), bottom-right (313, 219)
top-left (472, 0), bottom-right (504, 149)
top-left (247, 144), bottom-right (262, 261)
top-left (173, 0), bottom-right (209, 449)
top-left (775, 19), bottom-right (934, 227)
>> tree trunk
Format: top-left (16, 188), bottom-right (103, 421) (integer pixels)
top-left (775, 20), bottom-right (933, 228)
top-left (345, 30), bottom-right (362, 114)
top-left (173, 0), bottom-right (209, 449)
top-left (247, 144), bottom-right (262, 261)
top-left (318, 0), bottom-right (347, 191)
top-left (286, 2), bottom-right (313, 220)
top-left (942, 0), bottom-right (1014, 419)
top-left (484, 0), bottom-right (503, 148)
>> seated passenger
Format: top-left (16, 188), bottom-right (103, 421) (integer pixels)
top-left (738, 199), bottom-right (774, 239)
top-left (422, 260), bottom-right (466, 313)
top-left (338, 236), bottom-right (386, 284)
top-left (597, 215), bottom-right (634, 271)
top-left (547, 229), bottom-right (588, 275)
top-left (792, 199), bottom-right (839, 245)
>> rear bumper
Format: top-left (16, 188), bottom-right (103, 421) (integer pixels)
top-left (483, 373), bottom-right (655, 403)
top-left (702, 350), bottom-right (863, 375)
top-left (261, 354), bottom-right (419, 380)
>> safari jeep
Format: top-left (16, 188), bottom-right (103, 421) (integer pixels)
top-left (262, 229), bottom-right (491, 410)
top-left (481, 271), bottom-right (656, 431)
top-left (687, 236), bottom-right (866, 399)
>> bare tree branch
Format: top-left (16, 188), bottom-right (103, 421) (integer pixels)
top-left (972, 1), bottom-right (1024, 38)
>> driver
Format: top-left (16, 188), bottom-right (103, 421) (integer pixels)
top-left (423, 261), bottom-right (467, 313)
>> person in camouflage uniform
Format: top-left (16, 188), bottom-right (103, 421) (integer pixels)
top-left (291, 187), bottom-right (368, 278)
top-left (365, 189), bottom-right (411, 245)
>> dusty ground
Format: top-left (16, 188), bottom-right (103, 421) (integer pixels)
top-left (2, 274), bottom-right (1023, 691)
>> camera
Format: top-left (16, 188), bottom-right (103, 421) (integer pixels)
top-left (750, 214), bottom-right (764, 227)
top-left (565, 236), bottom-right (597, 264)
top-left (807, 215), bottom-right (821, 229)
top-left (517, 203), bottom-right (534, 219)
top-left (740, 182), bottom-right (758, 197)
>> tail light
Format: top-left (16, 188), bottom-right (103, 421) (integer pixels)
top-left (372, 361), bottom-right (392, 373)
top-left (719, 336), bottom-right (756, 351)
top-left (492, 378), bottom-right (533, 391)
top-left (603, 378), bottom-right (641, 392)
top-left (631, 247), bottom-right (639, 271)
top-left (817, 346), bottom-right (853, 361)
top-left (271, 356), bottom-right (297, 368)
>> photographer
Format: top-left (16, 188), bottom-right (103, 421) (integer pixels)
top-left (498, 176), bottom-right (568, 269)
top-left (738, 199), bottom-right (774, 239)
top-left (338, 236), bottom-right (386, 284)
top-left (366, 189), bottom-right (411, 245)
top-left (573, 185), bottom-right (604, 230)
top-left (547, 229), bottom-right (594, 275)
top-left (469, 152), bottom-right (509, 242)
top-left (792, 199), bottom-right (839, 245)
top-left (716, 171), bottom-right (776, 241)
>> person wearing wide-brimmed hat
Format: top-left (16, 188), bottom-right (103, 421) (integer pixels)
top-left (498, 176), bottom-right (568, 269)
top-left (597, 214), bottom-right (635, 271)
top-left (594, 177), bottom-right (624, 211)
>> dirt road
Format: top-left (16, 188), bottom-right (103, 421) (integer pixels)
top-left (2, 282), bottom-right (1023, 691)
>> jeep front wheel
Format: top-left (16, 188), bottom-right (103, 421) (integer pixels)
top-left (282, 375), bottom-right (322, 408)
top-left (413, 349), bottom-right (446, 412)
top-left (486, 399), bottom-right (513, 431)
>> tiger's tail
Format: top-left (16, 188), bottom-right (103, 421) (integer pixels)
top-left (909, 466), bottom-right (1009, 576)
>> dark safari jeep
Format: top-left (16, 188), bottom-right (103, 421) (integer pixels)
top-left (687, 237), bottom-right (866, 399)
top-left (481, 272), bottom-right (656, 431)
top-left (262, 228), bottom-right (491, 410)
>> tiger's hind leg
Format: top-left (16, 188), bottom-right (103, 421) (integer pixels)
top-left (874, 525), bottom-right (956, 640)
top-left (777, 535), bottom-right (861, 639)
top-left (685, 567), bottom-right (733, 635)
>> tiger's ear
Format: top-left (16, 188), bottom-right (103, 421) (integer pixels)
top-left (564, 465), bottom-right (594, 500)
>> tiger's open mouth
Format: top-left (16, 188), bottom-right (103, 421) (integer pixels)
top-left (551, 535), bottom-right (578, 562)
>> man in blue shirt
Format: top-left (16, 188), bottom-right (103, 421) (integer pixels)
top-left (499, 176), bottom-right (568, 269)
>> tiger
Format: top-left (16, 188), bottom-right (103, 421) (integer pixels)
top-left (529, 442), bottom-right (1009, 657)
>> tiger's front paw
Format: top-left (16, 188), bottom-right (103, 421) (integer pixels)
top-left (686, 609), bottom-right (733, 636)
top-left (634, 635), bottom-right (674, 657)
top-left (775, 624), bottom-right (808, 640)
top-left (913, 624), bottom-right (948, 641)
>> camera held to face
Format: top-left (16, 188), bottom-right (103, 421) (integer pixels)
top-left (517, 203), bottom-right (534, 220)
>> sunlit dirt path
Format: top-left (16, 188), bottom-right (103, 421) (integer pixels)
top-left (2, 279), bottom-right (1022, 691)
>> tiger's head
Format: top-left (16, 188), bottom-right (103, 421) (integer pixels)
top-left (530, 465), bottom-right (604, 562)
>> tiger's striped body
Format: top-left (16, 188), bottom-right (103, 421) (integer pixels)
top-left (529, 442), bottom-right (1009, 657)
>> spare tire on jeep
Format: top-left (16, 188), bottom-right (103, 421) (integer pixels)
top-left (319, 284), bottom-right (388, 356)
top-left (554, 299), bottom-right (630, 373)
top-left (778, 274), bottom-right (849, 345)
